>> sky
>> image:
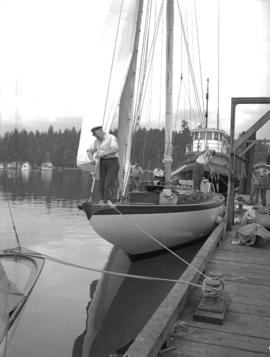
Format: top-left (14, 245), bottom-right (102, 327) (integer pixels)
top-left (0, 0), bottom-right (270, 138)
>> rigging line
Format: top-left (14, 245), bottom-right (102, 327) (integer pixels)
top-left (8, 248), bottom-right (204, 290)
top-left (176, 0), bottom-right (205, 126)
top-left (142, 66), bottom-right (154, 168)
top-left (217, 0), bottom-right (220, 129)
top-left (101, 0), bottom-right (124, 126)
top-left (134, 1), bottom-right (165, 127)
top-left (130, 0), bottom-right (153, 161)
top-left (181, 78), bottom-right (200, 124)
top-left (193, 0), bottom-right (205, 114)
top-left (133, 0), bottom-right (153, 123)
top-left (158, 4), bottom-right (164, 130)
top-left (110, 204), bottom-right (208, 279)
top-left (172, 76), bottom-right (183, 150)
top-left (134, 0), bottom-right (161, 120)
top-left (1, 179), bottom-right (21, 249)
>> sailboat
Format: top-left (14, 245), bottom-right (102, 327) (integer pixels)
top-left (41, 152), bottom-right (53, 171)
top-left (21, 161), bottom-right (31, 170)
top-left (77, 0), bottom-right (225, 256)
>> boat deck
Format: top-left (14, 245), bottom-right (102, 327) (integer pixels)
top-left (126, 221), bottom-right (270, 356)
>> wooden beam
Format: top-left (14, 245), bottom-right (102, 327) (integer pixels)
top-left (235, 109), bottom-right (270, 150)
top-left (239, 141), bottom-right (256, 157)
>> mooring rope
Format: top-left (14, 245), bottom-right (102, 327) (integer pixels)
top-left (109, 204), bottom-right (209, 279)
top-left (3, 248), bottom-right (203, 289)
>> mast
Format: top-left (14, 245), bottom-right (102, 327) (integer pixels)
top-left (163, 0), bottom-right (174, 184)
top-left (205, 78), bottom-right (209, 128)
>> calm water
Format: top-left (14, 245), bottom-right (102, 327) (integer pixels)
top-left (0, 168), bottom-right (202, 357)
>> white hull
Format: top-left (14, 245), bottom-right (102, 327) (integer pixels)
top-left (88, 198), bottom-right (225, 255)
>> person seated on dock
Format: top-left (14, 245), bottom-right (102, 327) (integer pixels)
top-left (153, 167), bottom-right (165, 185)
top-left (129, 161), bottom-right (143, 191)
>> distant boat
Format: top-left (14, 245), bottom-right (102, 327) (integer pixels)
top-left (171, 126), bottom-right (246, 194)
top-left (21, 162), bottom-right (31, 170)
top-left (41, 162), bottom-right (53, 171)
top-left (41, 153), bottom-right (53, 171)
top-left (6, 162), bottom-right (18, 170)
top-left (0, 247), bottom-right (45, 356)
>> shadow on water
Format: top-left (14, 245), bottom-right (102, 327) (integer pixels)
top-left (72, 241), bottom-right (203, 357)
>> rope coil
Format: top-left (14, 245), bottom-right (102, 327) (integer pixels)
top-left (202, 275), bottom-right (224, 297)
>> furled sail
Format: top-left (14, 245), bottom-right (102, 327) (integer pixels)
top-left (77, 0), bottom-right (141, 171)
top-left (117, 0), bottom-right (143, 196)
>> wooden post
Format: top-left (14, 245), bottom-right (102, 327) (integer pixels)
top-left (226, 97), bottom-right (270, 231)
top-left (225, 99), bottom-right (236, 231)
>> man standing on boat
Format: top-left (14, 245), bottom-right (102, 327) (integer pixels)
top-left (129, 161), bottom-right (143, 190)
top-left (87, 126), bottom-right (119, 205)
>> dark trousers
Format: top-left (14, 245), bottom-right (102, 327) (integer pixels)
top-left (250, 185), bottom-right (267, 206)
top-left (192, 163), bottom-right (204, 191)
top-left (99, 158), bottom-right (119, 201)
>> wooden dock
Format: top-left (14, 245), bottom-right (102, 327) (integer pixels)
top-left (126, 221), bottom-right (270, 356)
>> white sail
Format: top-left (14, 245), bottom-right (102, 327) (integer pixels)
top-left (77, 0), bottom-right (141, 171)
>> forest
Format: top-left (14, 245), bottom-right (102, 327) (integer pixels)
top-left (0, 120), bottom-right (192, 169)
top-left (0, 120), bottom-right (269, 169)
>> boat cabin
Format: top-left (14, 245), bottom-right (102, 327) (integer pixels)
top-left (186, 128), bottom-right (229, 155)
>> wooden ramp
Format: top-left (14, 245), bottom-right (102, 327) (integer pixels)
top-left (161, 229), bottom-right (270, 357)
top-left (126, 222), bottom-right (270, 357)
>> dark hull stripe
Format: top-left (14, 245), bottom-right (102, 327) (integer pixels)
top-left (93, 198), bottom-right (225, 215)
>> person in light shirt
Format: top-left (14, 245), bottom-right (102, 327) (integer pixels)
top-left (87, 126), bottom-right (119, 205)
top-left (153, 167), bottom-right (164, 185)
top-left (129, 161), bottom-right (143, 190)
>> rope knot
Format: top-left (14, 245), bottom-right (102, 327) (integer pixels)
top-left (202, 275), bottom-right (224, 298)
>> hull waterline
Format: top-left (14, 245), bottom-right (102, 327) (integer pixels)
top-left (83, 195), bottom-right (225, 255)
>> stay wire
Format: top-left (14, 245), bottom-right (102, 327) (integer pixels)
top-left (101, 0), bottom-right (124, 126)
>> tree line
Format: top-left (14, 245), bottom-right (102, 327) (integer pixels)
top-left (1, 121), bottom-right (268, 169)
top-left (0, 120), bottom-right (193, 169)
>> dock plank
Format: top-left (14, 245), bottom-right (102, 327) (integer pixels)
top-left (172, 325), bottom-right (270, 354)
top-left (210, 250), bottom-right (270, 265)
top-left (127, 222), bottom-right (270, 357)
top-left (163, 340), bottom-right (270, 357)
top-left (179, 306), bottom-right (270, 340)
top-left (187, 289), bottom-right (270, 317)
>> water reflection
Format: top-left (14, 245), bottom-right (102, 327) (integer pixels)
top-left (73, 241), bottom-right (203, 357)
top-left (0, 168), bottom-right (93, 204)
top-left (21, 169), bottom-right (30, 182)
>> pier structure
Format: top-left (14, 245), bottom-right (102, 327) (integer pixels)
top-left (126, 97), bottom-right (270, 357)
